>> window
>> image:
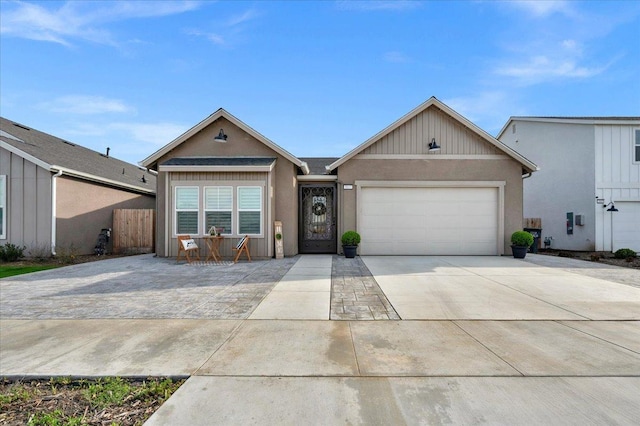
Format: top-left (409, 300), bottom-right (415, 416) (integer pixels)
top-left (238, 187), bottom-right (262, 235)
top-left (204, 186), bottom-right (232, 235)
top-left (0, 175), bottom-right (5, 239)
top-left (175, 187), bottom-right (199, 234)
top-left (635, 129), bottom-right (640, 162)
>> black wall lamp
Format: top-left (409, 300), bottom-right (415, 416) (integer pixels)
top-left (428, 138), bottom-right (441, 152)
top-left (603, 202), bottom-right (618, 212)
top-left (214, 129), bottom-right (228, 143)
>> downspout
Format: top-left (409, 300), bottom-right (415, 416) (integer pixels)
top-left (522, 172), bottom-right (532, 179)
top-left (51, 170), bottom-right (63, 255)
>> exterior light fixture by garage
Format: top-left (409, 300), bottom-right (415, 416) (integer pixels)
top-left (428, 138), bottom-right (441, 152)
top-left (214, 129), bottom-right (228, 143)
top-left (604, 202), bottom-right (619, 212)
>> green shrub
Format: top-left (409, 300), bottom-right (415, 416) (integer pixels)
top-left (614, 248), bottom-right (637, 259)
top-left (510, 231), bottom-right (534, 247)
top-left (0, 243), bottom-right (26, 262)
top-left (341, 231), bottom-right (361, 246)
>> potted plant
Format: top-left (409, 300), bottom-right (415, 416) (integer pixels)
top-left (511, 231), bottom-right (534, 259)
top-left (341, 231), bottom-right (361, 258)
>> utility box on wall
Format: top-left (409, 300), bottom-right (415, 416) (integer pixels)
top-left (566, 212), bottom-right (574, 235)
top-left (575, 214), bottom-right (585, 226)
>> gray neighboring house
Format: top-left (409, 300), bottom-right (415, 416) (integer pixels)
top-left (142, 97), bottom-right (538, 258)
top-left (498, 117), bottom-right (640, 252)
top-left (0, 117), bottom-right (156, 255)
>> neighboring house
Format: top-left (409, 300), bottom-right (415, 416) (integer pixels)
top-left (0, 117), bottom-right (156, 255)
top-left (142, 97), bottom-right (537, 258)
top-left (498, 117), bottom-right (640, 252)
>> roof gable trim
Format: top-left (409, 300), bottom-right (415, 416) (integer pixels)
top-left (141, 109), bottom-right (309, 174)
top-left (328, 97), bottom-right (538, 173)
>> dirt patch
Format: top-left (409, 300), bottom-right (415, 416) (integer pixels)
top-left (536, 249), bottom-right (640, 269)
top-left (0, 377), bottom-right (183, 426)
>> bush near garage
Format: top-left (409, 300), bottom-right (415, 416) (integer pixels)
top-left (614, 248), bottom-right (637, 260)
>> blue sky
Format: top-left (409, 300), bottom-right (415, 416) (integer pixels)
top-left (1, 0), bottom-right (639, 165)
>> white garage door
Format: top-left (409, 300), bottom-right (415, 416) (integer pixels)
top-left (613, 201), bottom-right (640, 252)
top-left (359, 186), bottom-right (499, 255)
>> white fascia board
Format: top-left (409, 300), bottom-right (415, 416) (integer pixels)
top-left (158, 164), bottom-right (276, 173)
top-left (498, 117), bottom-right (640, 138)
top-left (50, 165), bottom-right (156, 195)
top-left (1, 141), bottom-right (51, 170)
top-left (297, 175), bottom-right (338, 182)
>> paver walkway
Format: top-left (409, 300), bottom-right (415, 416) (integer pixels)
top-left (331, 255), bottom-right (400, 320)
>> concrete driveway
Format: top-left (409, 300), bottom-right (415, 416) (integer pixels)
top-left (1, 254), bottom-right (639, 425)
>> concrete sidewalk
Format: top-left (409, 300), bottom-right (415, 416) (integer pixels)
top-left (1, 254), bottom-right (639, 424)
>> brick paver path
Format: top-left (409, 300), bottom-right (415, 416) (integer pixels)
top-left (331, 255), bottom-right (400, 320)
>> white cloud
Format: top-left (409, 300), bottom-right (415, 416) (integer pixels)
top-left (187, 8), bottom-right (260, 46)
top-left (497, 55), bottom-right (606, 81)
top-left (504, 0), bottom-right (573, 18)
top-left (336, 1), bottom-right (422, 12)
top-left (39, 95), bottom-right (134, 115)
top-left (0, 1), bottom-right (201, 46)
top-left (383, 51), bottom-right (411, 63)
top-left (227, 9), bottom-right (260, 27)
top-left (186, 29), bottom-right (226, 45)
top-left (109, 122), bottom-right (188, 145)
top-left (444, 92), bottom-right (528, 134)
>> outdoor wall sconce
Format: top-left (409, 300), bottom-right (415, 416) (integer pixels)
top-left (428, 138), bottom-right (441, 152)
top-left (214, 129), bottom-right (228, 143)
top-left (603, 202), bottom-right (618, 212)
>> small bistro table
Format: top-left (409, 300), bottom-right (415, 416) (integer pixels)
top-left (203, 235), bottom-right (224, 262)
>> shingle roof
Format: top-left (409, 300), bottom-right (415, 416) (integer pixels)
top-left (0, 117), bottom-right (155, 194)
top-left (298, 157), bottom-right (339, 175)
top-left (161, 157), bottom-right (276, 167)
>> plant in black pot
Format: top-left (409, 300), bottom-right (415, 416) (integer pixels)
top-left (511, 231), bottom-right (534, 259)
top-left (341, 231), bottom-right (361, 259)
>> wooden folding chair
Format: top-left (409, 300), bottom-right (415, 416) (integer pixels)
top-left (177, 235), bottom-right (200, 263)
top-left (233, 235), bottom-right (251, 263)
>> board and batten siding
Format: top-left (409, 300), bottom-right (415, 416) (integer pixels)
top-left (595, 124), bottom-right (640, 251)
top-left (0, 146), bottom-right (52, 249)
top-left (168, 171), bottom-right (272, 258)
top-left (360, 107), bottom-right (500, 156)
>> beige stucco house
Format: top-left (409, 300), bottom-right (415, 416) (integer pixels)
top-left (141, 97), bottom-right (537, 258)
top-left (0, 117), bottom-right (156, 255)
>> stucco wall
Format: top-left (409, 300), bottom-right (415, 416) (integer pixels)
top-left (500, 121), bottom-right (596, 251)
top-left (336, 158), bottom-right (523, 255)
top-left (153, 117), bottom-right (299, 258)
top-left (56, 176), bottom-right (155, 255)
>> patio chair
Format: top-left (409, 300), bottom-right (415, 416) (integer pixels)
top-left (177, 235), bottom-right (200, 263)
top-left (233, 235), bottom-right (251, 263)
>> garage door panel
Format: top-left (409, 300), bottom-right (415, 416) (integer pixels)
top-left (613, 202), bottom-right (640, 252)
top-left (360, 186), bottom-right (499, 255)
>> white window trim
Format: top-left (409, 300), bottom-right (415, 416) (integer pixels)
top-left (0, 175), bottom-right (6, 240)
top-left (174, 186), bottom-right (199, 236)
top-left (634, 128), bottom-right (640, 164)
top-left (237, 186), bottom-right (263, 237)
top-left (171, 181), bottom-right (266, 238)
top-left (204, 186), bottom-right (233, 235)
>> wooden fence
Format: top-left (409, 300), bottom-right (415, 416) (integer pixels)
top-left (113, 209), bottom-right (155, 254)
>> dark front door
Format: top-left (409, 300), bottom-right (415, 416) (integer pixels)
top-left (299, 184), bottom-right (337, 253)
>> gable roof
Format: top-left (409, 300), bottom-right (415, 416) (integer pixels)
top-left (141, 108), bottom-right (309, 174)
top-left (299, 157), bottom-right (339, 175)
top-left (0, 117), bottom-right (156, 195)
top-left (497, 116), bottom-right (640, 139)
top-left (327, 97), bottom-right (538, 174)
